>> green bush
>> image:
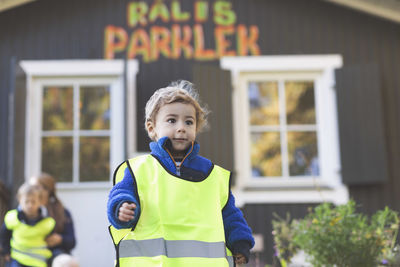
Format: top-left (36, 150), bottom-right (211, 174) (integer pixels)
top-left (272, 200), bottom-right (399, 267)
top-left (271, 213), bottom-right (299, 266)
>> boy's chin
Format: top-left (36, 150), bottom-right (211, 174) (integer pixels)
top-left (171, 146), bottom-right (189, 157)
top-left (171, 149), bottom-right (186, 158)
top-left (25, 211), bottom-right (39, 218)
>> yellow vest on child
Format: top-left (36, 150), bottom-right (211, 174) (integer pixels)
top-left (4, 209), bottom-right (55, 267)
top-left (109, 155), bottom-right (234, 267)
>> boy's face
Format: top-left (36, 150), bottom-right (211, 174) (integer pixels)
top-left (30, 181), bottom-right (50, 206)
top-left (20, 193), bottom-right (41, 219)
top-left (149, 102), bottom-right (196, 157)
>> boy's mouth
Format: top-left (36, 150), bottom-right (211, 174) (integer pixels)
top-left (173, 138), bottom-right (187, 142)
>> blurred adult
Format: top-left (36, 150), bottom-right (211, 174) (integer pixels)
top-left (0, 180), bottom-right (10, 267)
top-left (30, 173), bottom-right (77, 266)
top-left (0, 180), bottom-right (9, 225)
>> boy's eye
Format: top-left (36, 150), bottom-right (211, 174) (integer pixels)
top-left (186, 120), bottom-right (194, 125)
top-left (167, 118), bottom-right (176, 123)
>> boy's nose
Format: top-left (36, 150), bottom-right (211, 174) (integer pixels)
top-left (177, 122), bottom-right (186, 132)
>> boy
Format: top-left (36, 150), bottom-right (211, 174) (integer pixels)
top-left (0, 183), bottom-right (55, 267)
top-left (108, 80), bottom-right (254, 266)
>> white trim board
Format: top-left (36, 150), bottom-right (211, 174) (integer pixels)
top-left (221, 55), bottom-right (342, 72)
top-left (20, 60), bottom-right (137, 77)
top-left (233, 185), bottom-right (350, 207)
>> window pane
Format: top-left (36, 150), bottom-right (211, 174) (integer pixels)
top-left (80, 86), bottom-right (110, 130)
top-left (79, 137), bottom-right (110, 182)
top-left (288, 132), bottom-right (319, 176)
top-left (248, 81), bottom-right (279, 125)
top-left (251, 132), bottom-right (281, 177)
top-left (42, 137), bottom-right (73, 182)
top-left (42, 86), bottom-right (73, 131)
top-left (285, 81), bottom-right (316, 124)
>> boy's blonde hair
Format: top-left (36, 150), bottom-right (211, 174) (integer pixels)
top-left (145, 80), bottom-right (209, 140)
top-left (52, 254), bottom-right (79, 267)
top-left (17, 182), bottom-right (42, 201)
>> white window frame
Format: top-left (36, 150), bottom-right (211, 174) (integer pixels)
top-left (221, 55), bottom-right (349, 206)
top-left (21, 59), bottom-right (139, 188)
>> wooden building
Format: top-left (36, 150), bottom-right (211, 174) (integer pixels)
top-left (0, 0), bottom-right (399, 265)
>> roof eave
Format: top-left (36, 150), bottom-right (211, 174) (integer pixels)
top-left (0, 0), bottom-right (36, 13)
top-left (324, 0), bottom-right (400, 24)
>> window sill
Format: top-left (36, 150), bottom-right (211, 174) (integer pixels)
top-left (56, 182), bottom-right (112, 191)
top-left (232, 182), bottom-right (349, 207)
top-left (244, 176), bottom-right (342, 189)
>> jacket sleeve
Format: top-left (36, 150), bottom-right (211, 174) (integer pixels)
top-left (107, 166), bottom-right (141, 229)
top-left (0, 222), bottom-right (11, 256)
top-left (59, 208), bottom-right (76, 253)
top-left (222, 191), bottom-right (255, 262)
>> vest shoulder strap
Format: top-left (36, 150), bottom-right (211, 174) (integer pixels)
top-left (211, 165), bottom-right (231, 208)
top-left (37, 216), bottom-right (56, 233)
top-left (113, 161), bottom-right (128, 185)
top-left (212, 165), bottom-right (231, 178)
top-left (127, 155), bottom-right (152, 173)
top-left (4, 209), bottom-right (18, 230)
top-left (113, 155), bottom-right (151, 185)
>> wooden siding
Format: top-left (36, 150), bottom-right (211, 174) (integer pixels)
top-left (11, 65), bottom-right (27, 204)
top-left (242, 203), bottom-right (317, 265)
top-left (0, 0), bottom-right (400, 264)
top-left (193, 63), bottom-right (234, 171)
top-left (0, 179), bottom-right (10, 267)
top-left (0, 58), bottom-right (9, 186)
top-left (336, 64), bottom-right (388, 185)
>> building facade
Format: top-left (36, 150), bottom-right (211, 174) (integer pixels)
top-left (0, 0), bottom-right (399, 265)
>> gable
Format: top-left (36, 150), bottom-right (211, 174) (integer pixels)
top-left (324, 0), bottom-right (400, 24)
top-left (0, 0), bottom-right (36, 13)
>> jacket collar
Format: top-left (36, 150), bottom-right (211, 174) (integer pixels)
top-left (149, 136), bottom-right (200, 172)
top-left (17, 206), bottom-right (46, 224)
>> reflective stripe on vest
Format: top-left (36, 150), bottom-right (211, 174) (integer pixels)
top-left (110, 155), bottom-right (233, 267)
top-left (4, 209), bottom-right (55, 267)
top-left (120, 238), bottom-right (225, 258)
top-left (119, 238), bottom-right (234, 264)
top-left (12, 247), bottom-right (48, 261)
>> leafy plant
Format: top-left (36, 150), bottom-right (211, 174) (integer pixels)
top-left (271, 213), bottom-right (300, 266)
top-left (272, 200), bottom-right (400, 267)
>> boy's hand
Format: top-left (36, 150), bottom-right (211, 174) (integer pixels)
top-left (46, 233), bottom-right (63, 247)
top-left (118, 202), bottom-right (136, 222)
top-left (234, 253), bottom-right (246, 265)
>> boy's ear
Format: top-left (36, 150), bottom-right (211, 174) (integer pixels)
top-left (146, 120), bottom-right (156, 140)
top-left (146, 120), bottom-right (153, 132)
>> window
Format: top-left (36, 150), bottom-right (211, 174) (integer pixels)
top-left (221, 55), bottom-right (349, 205)
top-left (248, 78), bottom-right (318, 178)
top-left (21, 60), bottom-right (138, 185)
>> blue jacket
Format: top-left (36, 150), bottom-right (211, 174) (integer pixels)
top-left (107, 137), bottom-right (255, 261)
top-left (51, 208), bottom-right (76, 257)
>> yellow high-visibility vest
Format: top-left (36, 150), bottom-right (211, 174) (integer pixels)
top-left (109, 155), bottom-right (234, 267)
top-left (4, 209), bottom-right (55, 267)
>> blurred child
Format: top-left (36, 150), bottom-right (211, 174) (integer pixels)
top-left (30, 174), bottom-right (77, 267)
top-left (108, 80), bottom-right (254, 266)
top-left (0, 183), bottom-right (55, 267)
